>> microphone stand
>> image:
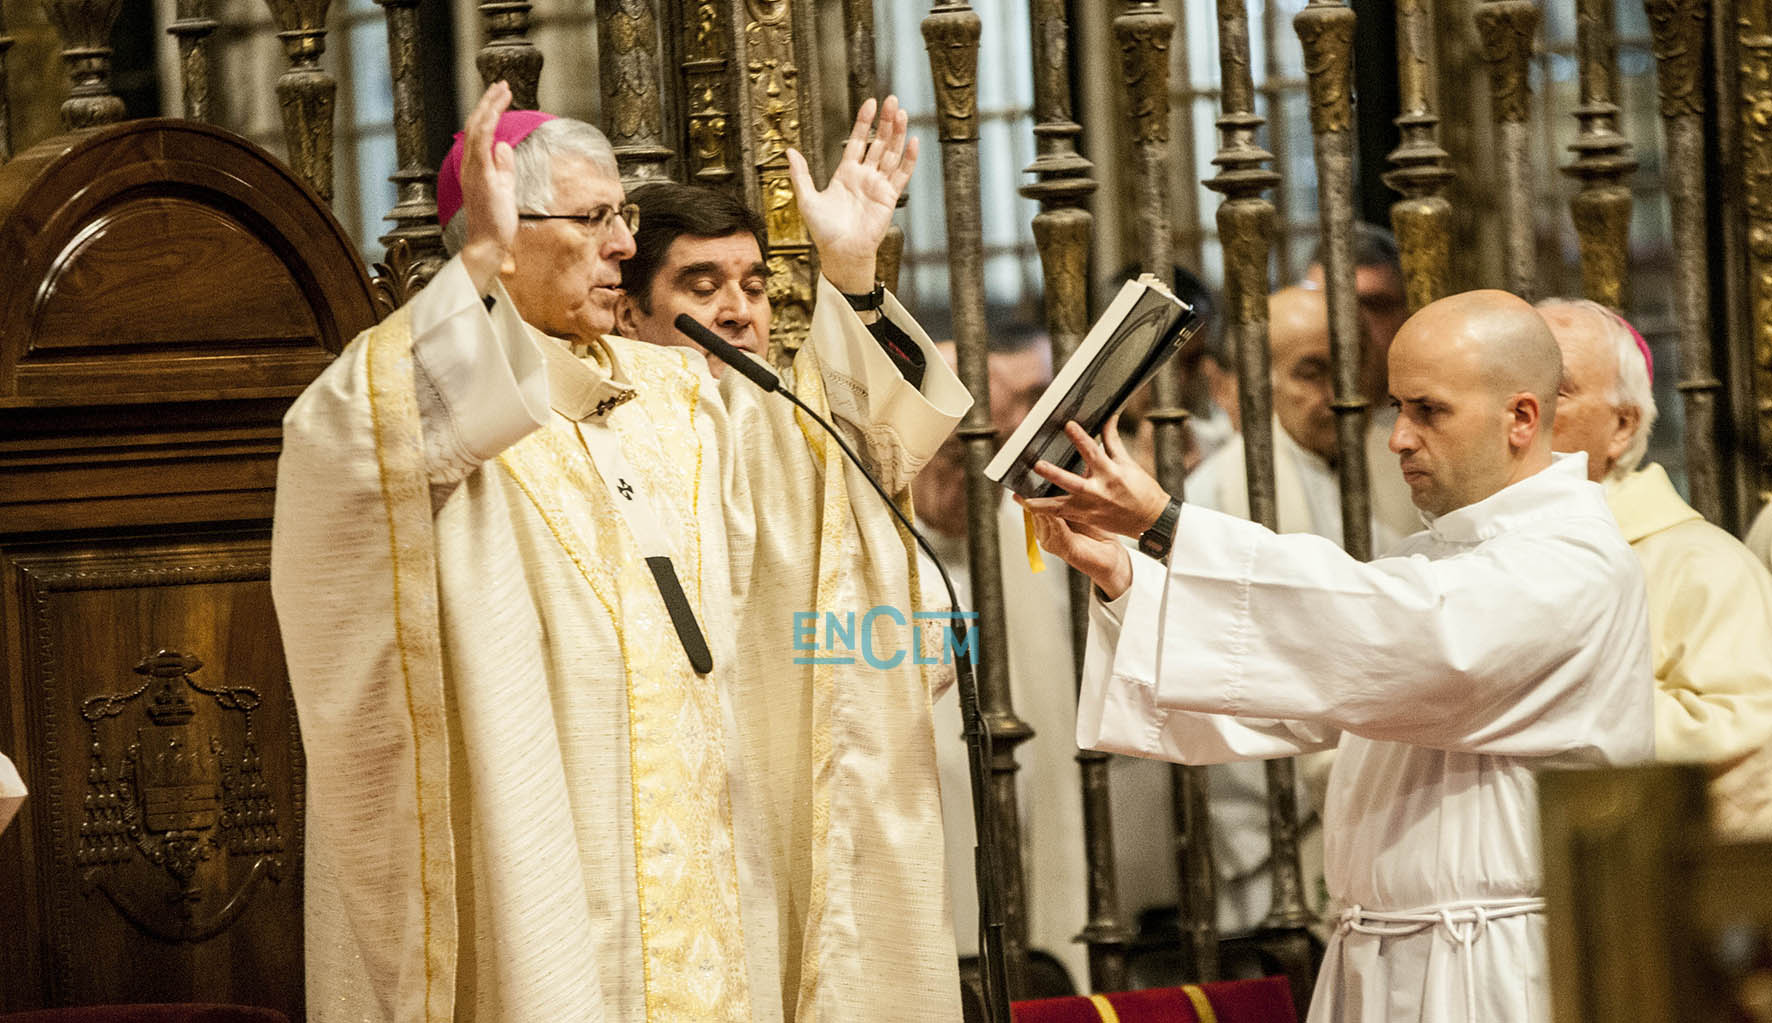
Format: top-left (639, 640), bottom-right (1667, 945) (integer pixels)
top-left (676, 316), bottom-right (1013, 1023)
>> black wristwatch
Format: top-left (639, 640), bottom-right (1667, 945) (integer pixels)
top-left (838, 281), bottom-right (886, 313)
top-left (1138, 497), bottom-right (1183, 560)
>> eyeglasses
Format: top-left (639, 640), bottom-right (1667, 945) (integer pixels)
top-left (518, 202), bottom-right (641, 236)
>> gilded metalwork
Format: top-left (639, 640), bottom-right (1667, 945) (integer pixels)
top-left (1117, 4), bottom-right (1171, 147)
top-left (44, 0), bottom-right (127, 130)
top-left (1296, 3), bottom-right (1355, 136)
top-left (167, 0), bottom-right (217, 122)
top-left (77, 650), bottom-right (284, 943)
top-left (1117, 0), bottom-right (1219, 980)
top-left (1743, 18), bottom-right (1772, 481)
top-left (924, 1), bottom-right (1033, 999)
top-left (1205, 0), bottom-right (1313, 941)
top-left (598, 0), bottom-right (674, 185)
top-left (374, 0), bottom-right (444, 289)
top-left (1474, 0), bottom-right (1539, 297)
top-left (1646, 0), bottom-right (1722, 523)
top-left (1646, 0), bottom-right (1706, 118)
top-left (1383, 0), bottom-right (1455, 312)
top-left (1024, 0), bottom-right (1123, 990)
top-left (0, 3), bottom-right (13, 162)
top-left (1296, 0), bottom-right (1372, 564)
top-left (370, 239), bottom-right (433, 318)
top-left (736, 0), bottom-right (814, 356)
top-left (842, 0), bottom-right (905, 293)
top-left (1562, 0), bottom-right (1636, 312)
top-left (262, 0), bottom-right (337, 203)
top-left (684, 1), bottom-right (737, 186)
top-left (477, 2), bottom-right (543, 111)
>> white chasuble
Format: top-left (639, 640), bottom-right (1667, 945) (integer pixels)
top-left (1078, 453), bottom-right (1653, 1023)
top-left (272, 256), bottom-right (966, 1023)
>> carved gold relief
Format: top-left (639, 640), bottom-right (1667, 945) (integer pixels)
top-left (77, 650), bottom-right (283, 944)
top-left (765, 252), bottom-right (812, 354)
top-left (740, 0), bottom-right (814, 355)
top-left (745, 20), bottom-right (802, 164)
top-left (601, 1), bottom-right (663, 147)
top-left (683, 2), bottom-right (734, 184)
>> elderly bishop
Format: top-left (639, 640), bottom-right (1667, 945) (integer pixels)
top-left (271, 83), bottom-right (968, 1023)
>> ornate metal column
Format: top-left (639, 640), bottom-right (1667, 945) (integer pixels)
top-left (369, 0), bottom-right (445, 311)
top-left (168, 0), bottom-right (217, 121)
top-left (732, 0), bottom-right (819, 357)
top-left (1383, 0), bottom-right (1455, 313)
top-left (1020, 0), bottom-right (1123, 989)
top-left (0, 4), bottom-right (13, 162)
top-left (1116, 0), bottom-right (1219, 983)
top-left (843, 0), bottom-right (905, 291)
top-left (45, 0), bottom-right (126, 130)
top-left (1742, 5), bottom-right (1772, 505)
top-left (682, 1), bottom-right (738, 190)
top-left (1645, 0), bottom-right (1723, 523)
top-left (263, 0), bottom-right (336, 203)
top-left (1204, 5), bottom-right (1315, 1006)
top-left (598, 0), bottom-right (676, 186)
top-left (1296, 0), bottom-right (1372, 563)
top-left (924, 0), bottom-right (1033, 994)
top-left (478, 1), bottom-right (543, 110)
top-left (1562, 0), bottom-right (1636, 312)
top-left (1474, 0), bottom-right (1539, 299)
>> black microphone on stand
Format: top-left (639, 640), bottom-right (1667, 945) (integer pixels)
top-left (676, 313), bottom-right (1014, 1023)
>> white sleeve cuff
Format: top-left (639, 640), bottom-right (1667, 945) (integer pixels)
top-left (409, 256), bottom-right (551, 464)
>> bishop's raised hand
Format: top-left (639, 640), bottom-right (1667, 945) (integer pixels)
top-left (459, 81), bottom-right (520, 293)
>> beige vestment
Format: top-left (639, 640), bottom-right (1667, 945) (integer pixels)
top-left (1607, 463), bottom-right (1772, 838)
top-left (272, 256), bottom-right (968, 1022)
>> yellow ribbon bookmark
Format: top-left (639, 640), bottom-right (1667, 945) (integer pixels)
top-left (1023, 506), bottom-right (1047, 574)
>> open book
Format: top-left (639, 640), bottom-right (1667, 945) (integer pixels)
top-left (986, 274), bottom-right (1201, 499)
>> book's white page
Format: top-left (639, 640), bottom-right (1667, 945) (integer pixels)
top-left (985, 274), bottom-right (1159, 483)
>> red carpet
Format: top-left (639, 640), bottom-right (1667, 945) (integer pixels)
top-left (1013, 976), bottom-right (1297, 1023)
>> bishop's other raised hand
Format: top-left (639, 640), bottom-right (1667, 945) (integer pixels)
top-left (785, 95), bottom-right (918, 296)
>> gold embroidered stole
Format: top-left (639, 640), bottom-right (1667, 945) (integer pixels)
top-left (494, 348), bottom-right (752, 1022)
top-left (363, 308), bottom-right (459, 1023)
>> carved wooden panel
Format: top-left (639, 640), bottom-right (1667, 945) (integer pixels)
top-left (0, 118), bottom-right (371, 1019)
top-left (0, 538), bottom-right (302, 1016)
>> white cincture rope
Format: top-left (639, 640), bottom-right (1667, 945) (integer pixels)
top-left (1335, 896), bottom-right (1546, 1023)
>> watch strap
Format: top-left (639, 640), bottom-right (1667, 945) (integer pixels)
top-left (839, 281), bottom-right (886, 312)
top-left (1138, 497), bottom-right (1183, 560)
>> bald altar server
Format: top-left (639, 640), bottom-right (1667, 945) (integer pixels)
top-left (1539, 298), bottom-right (1772, 837)
top-left (272, 83), bottom-right (967, 1023)
top-left (1024, 291), bottom-right (1652, 1023)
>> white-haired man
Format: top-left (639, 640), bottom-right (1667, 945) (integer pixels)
top-left (1539, 297), bottom-right (1772, 837)
top-left (272, 83), bottom-right (969, 1022)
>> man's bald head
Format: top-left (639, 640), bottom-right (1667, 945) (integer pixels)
top-left (1387, 290), bottom-right (1562, 516)
top-left (1266, 286), bottom-right (1338, 459)
top-left (1410, 289), bottom-right (1561, 417)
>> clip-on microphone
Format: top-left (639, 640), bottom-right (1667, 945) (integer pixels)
top-left (676, 314), bottom-right (1013, 1023)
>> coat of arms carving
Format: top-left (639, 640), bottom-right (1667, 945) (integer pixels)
top-left (75, 650), bottom-right (284, 942)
